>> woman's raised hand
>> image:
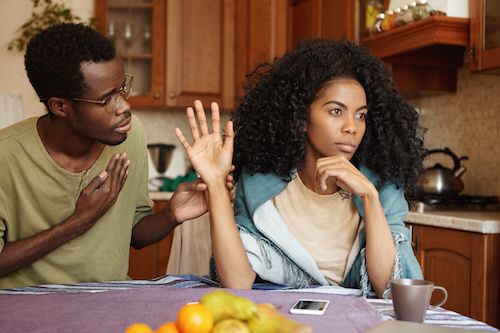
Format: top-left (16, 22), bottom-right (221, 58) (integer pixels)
top-left (175, 100), bottom-right (234, 185)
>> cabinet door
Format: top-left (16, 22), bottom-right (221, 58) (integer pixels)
top-left (94, 0), bottom-right (166, 108)
top-left (470, 0), bottom-right (500, 72)
top-left (166, 0), bottom-right (235, 109)
top-left (288, 0), bottom-right (357, 48)
top-left (413, 225), bottom-right (477, 317)
top-left (412, 225), bottom-right (500, 327)
top-left (128, 200), bottom-right (174, 280)
top-left (235, 0), bottom-right (288, 102)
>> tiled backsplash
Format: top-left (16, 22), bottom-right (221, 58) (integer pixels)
top-left (413, 68), bottom-right (500, 196)
top-left (135, 108), bottom-right (232, 145)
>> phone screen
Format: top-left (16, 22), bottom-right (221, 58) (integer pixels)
top-left (294, 300), bottom-right (328, 311)
top-left (290, 299), bottom-right (330, 315)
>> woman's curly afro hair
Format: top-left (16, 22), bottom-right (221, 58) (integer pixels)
top-left (25, 23), bottom-right (115, 108)
top-left (232, 39), bottom-right (426, 197)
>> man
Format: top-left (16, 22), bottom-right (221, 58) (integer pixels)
top-left (0, 23), bottom-right (231, 288)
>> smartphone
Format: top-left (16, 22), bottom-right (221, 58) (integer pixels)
top-left (289, 299), bottom-right (330, 315)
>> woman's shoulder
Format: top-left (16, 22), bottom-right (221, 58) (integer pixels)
top-left (359, 166), bottom-right (403, 195)
top-left (237, 170), bottom-right (290, 212)
top-left (356, 166), bottom-right (407, 214)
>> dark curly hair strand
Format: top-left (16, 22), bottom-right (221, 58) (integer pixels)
top-left (232, 39), bottom-right (426, 197)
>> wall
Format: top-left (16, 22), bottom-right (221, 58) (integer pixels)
top-left (0, 0), bottom-right (94, 118)
top-left (414, 68), bottom-right (500, 196)
top-left (134, 108), bottom-right (230, 146)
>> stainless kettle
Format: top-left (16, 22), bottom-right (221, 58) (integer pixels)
top-left (419, 148), bottom-right (469, 196)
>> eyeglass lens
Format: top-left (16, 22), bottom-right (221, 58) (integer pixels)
top-left (106, 75), bottom-right (133, 113)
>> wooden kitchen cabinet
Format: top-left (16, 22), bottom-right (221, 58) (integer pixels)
top-left (94, 0), bottom-right (235, 109)
top-left (128, 200), bottom-right (174, 280)
top-left (411, 225), bottom-right (500, 328)
top-left (470, 0), bottom-right (500, 73)
top-left (235, 0), bottom-right (288, 101)
top-left (361, 16), bottom-right (469, 97)
top-left (288, 0), bottom-right (358, 47)
top-left (165, 0), bottom-right (235, 109)
top-left (94, 0), bottom-right (166, 108)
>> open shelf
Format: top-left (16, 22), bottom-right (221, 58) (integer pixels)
top-left (361, 16), bottom-right (469, 58)
top-left (361, 16), bottom-right (470, 97)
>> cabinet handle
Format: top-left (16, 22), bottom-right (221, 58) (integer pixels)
top-left (469, 46), bottom-right (475, 61)
top-left (153, 92), bottom-right (160, 99)
top-left (168, 91), bottom-right (176, 99)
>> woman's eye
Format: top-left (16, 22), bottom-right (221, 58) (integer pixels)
top-left (356, 113), bottom-right (367, 120)
top-left (329, 108), bottom-right (342, 116)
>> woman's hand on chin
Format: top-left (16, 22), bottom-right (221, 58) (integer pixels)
top-left (314, 155), bottom-right (377, 198)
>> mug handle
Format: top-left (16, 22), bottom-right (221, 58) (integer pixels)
top-left (430, 286), bottom-right (448, 308)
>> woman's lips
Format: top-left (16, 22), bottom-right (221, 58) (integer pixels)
top-left (335, 143), bottom-right (356, 153)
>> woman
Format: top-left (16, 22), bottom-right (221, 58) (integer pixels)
top-left (176, 39), bottom-right (425, 297)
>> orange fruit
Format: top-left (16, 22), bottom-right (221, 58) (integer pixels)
top-left (156, 322), bottom-right (180, 333)
top-left (176, 303), bottom-right (214, 333)
top-left (124, 322), bottom-right (154, 333)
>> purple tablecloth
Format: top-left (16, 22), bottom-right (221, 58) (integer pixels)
top-left (0, 286), bottom-right (382, 333)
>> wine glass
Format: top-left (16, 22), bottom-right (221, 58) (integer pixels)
top-left (123, 22), bottom-right (133, 48)
top-left (143, 25), bottom-right (151, 53)
top-left (107, 20), bottom-right (116, 46)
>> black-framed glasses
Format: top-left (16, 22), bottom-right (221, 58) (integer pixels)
top-left (72, 74), bottom-right (133, 113)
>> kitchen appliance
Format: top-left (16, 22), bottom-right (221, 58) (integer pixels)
top-left (416, 147), bottom-right (500, 212)
top-left (147, 143), bottom-right (186, 191)
top-left (417, 194), bottom-right (500, 210)
top-left (418, 147), bottom-right (468, 197)
top-left (147, 143), bottom-right (175, 175)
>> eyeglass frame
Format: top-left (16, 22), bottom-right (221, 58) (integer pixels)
top-left (71, 74), bottom-right (133, 113)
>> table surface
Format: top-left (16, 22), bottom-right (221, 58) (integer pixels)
top-left (0, 275), bottom-right (498, 333)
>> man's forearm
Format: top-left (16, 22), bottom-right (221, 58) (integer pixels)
top-left (131, 201), bottom-right (179, 249)
top-left (0, 215), bottom-right (89, 277)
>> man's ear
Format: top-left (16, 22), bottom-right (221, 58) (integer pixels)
top-left (47, 97), bottom-right (71, 117)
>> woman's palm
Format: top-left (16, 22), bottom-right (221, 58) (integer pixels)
top-left (187, 131), bottom-right (233, 183)
top-left (176, 100), bottom-right (234, 185)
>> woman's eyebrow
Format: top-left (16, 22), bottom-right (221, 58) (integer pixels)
top-left (322, 100), bottom-right (368, 111)
top-left (322, 100), bottom-right (346, 108)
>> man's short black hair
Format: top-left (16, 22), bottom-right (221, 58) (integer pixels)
top-left (25, 23), bottom-right (116, 107)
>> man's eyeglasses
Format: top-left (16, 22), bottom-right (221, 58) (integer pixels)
top-left (72, 74), bottom-right (133, 113)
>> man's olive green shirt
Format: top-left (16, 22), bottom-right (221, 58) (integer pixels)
top-left (0, 115), bottom-right (154, 288)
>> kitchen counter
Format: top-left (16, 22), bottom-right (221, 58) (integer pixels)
top-left (405, 210), bottom-right (500, 234)
top-left (149, 191), bottom-right (500, 234)
top-left (149, 191), bottom-right (174, 201)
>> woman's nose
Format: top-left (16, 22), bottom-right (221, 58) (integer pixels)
top-left (341, 116), bottom-right (356, 134)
